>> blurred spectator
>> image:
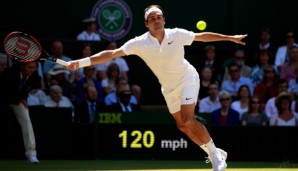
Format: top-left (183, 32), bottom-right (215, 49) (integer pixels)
top-left (101, 63), bottom-right (120, 96)
top-left (231, 85), bottom-right (251, 119)
top-left (70, 43), bottom-right (94, 84)
top-left (197, 45), bottom-right (223, 84)
top-left (211, 90), bottom-right (240, 126)
top-left (107, 84), bottom-right (142, 112)
top-left (199, 66), bottom-right (215, 100)
top-left (76, 66), bottom-right (104, 103)
top-left (43, 40), bottom-right (73, 86)
top-left (264, 79), bottom-right (297, 123)
top-left (104, 77), bottom-right (138, 106)
top-left (44, 85), bottom-right (74, 118)
top-left (74, 85), bottom-right (107, 124)
top-left (27, 81), bottom-right (47, 106)
top-left (95, 41), bottom-right (142, 103)
top-left (48, 64), bottom-right (75, 100)
top-left (250, 49), bottom-right (275, 86)
top-left (253, 27), bottom-right (277, 57)
top-left (254, 65), bottom-right (279, 108)
top-left (77, 17), bottom-right (101, 41)
top-left (288, 65), bottom-right (298, 97)
top-left (223, 50), bottom-right (252, 81)
top-left (279, 46), bottom-right (298, 81)
top-left (221, 63), bottom-right (254, 100)
top-left (198, 83), bottom-right (221, 113)
top-left (270, 92), bottom-right (298, 126)
top-left (241, 96), bottom-right (268, 126)
top-left (275, 29), bottom-right (298, 70)
top-left (0, 52), bottom-right (11, 75)
top-left (0, 61), bottom-right (40, 163)
top-left (95, 41), bottom-right (129, 81)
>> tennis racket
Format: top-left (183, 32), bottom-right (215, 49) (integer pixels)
top-left (3, 31), bottom-right (69, 66)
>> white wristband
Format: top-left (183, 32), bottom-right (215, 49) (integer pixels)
top-left (77, 58), bottom-right (91, 68)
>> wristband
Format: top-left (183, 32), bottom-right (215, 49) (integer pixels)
top-left (77, 58), bottom-right (91, 68)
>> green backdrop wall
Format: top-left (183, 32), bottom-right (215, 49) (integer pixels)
top-left (1, 0), bottom-right (297, 46)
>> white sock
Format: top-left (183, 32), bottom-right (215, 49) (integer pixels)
top-left (200, 144), bottom-right (210, 156)
top-left (204, 139), bottom-right (217, 154)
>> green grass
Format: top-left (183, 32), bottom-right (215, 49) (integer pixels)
top-left (0, 160), bottom-right (297, 171)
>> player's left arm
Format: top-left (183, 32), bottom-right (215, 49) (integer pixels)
top-left (194, 32), bottom-right (247, 45)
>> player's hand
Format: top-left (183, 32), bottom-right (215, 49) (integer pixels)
top-left (232, 34), bottom-right (247, 45)
top-left (67, 61), bottom-right (79, 70)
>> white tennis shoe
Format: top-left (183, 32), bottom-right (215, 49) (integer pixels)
top-left (206, 148), bottom-right (227, 171)
top-left (27, 155), bottom-right (39, 164)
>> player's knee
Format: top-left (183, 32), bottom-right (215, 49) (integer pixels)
top-left (175, 118), bottom-right (194, 133)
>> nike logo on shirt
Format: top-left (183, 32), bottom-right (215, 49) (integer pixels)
top-left (168, 41), bottom-right (174, 45)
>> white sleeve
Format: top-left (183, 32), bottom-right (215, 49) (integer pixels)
top-left (174, 28), bottom-right (195, 46)
top-left (120, 37), bottom-right (139, 56)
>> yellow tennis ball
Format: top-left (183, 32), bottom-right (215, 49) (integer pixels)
top-left (196, 20), bottom-right (207, 31)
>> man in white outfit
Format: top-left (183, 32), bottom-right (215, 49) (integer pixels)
top-left (77, 17), bottom-right (101, 41)
top-left (67, 5), bottom-right (247, 171)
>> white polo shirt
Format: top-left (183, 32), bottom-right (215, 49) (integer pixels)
top-left (121, 28), bottom-right (197, 90)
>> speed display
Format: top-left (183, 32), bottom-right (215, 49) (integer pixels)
top-left (95, 112), bottom-right (208, 160)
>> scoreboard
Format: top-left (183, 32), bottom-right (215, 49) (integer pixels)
top-left (95, 112), bottom-right (209, 160)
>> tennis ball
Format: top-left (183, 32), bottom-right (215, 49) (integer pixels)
top-left (196, 20), bottom-right (207, 31)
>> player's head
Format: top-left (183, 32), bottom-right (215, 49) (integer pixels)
top-left (144, 5), bottom-right (164, 20)
top-left (144, 5), bottom-right (165, 30)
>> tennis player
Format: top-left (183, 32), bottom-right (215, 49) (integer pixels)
top-left (67, 5), bottom-right (247, 171)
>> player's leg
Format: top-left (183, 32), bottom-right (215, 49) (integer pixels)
top-left (172, 103), bottom-right (210, 148)
top-left (172, 104), bottom-right (227, 171)
top-left (9, 103), bottom-right (39, 163)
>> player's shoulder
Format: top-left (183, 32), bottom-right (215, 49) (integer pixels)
top-left (166, 28), bottom-right (192, 33)
top-left (131, 32), bottom-right (148, 41)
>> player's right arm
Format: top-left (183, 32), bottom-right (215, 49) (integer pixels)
top-left (67, 48), bottom-right (126, 70)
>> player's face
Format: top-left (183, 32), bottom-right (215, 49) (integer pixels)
top-left (145, 12), bottom-right (165, 31)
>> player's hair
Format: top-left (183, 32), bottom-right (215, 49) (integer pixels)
top-left (144, 5), bottom-right (164, 20)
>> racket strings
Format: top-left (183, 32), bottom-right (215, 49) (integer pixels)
top-left (5, 35), bottom-right (41, 61)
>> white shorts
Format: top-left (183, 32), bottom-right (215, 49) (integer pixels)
top-left (162, 77), bottom-right (200, 114)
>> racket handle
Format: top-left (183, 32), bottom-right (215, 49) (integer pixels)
top-left (56, 59), bottom-right (69, 66)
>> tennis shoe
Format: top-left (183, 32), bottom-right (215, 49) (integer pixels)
top-left (206, 148), bottom-right (227, 171)
top-left (27, 155), bottom-right (39, 164)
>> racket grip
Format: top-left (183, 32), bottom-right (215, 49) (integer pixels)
top-left (56, 59), bottom-right (69, 66)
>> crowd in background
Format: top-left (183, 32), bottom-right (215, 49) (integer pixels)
top-left (197, 27), bottom-right (298, 127)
